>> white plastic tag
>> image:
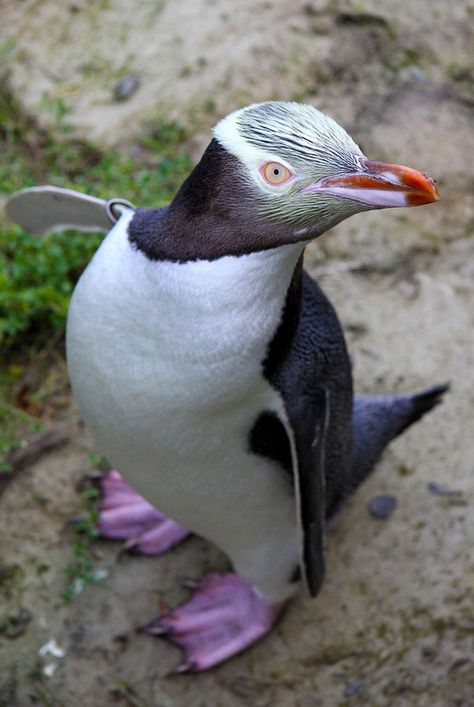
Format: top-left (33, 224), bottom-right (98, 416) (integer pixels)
top-left (5, 186), bottom-right (134, 236)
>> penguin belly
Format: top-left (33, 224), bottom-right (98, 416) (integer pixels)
top-left (66, 214), bottom-right (304, 602)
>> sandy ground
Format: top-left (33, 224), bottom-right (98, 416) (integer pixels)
top-left (1, 1), bottom-right (473, 705)
top-left (1, 0), bottom-right (473, 150)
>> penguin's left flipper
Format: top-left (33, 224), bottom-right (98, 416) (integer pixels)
top-left (251, 388), bottom-right (329, 598)
top-left (289, 385), bottom-right (329, 598)
top-left (264, 271), bottom-right (343, 598)
top-left (5, 186), bottom-right (134, 236)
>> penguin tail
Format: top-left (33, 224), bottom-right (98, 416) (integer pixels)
top-left (398, 383), bottom-right (450, 434)
top-left (348, 382), bottom-right (449, 496)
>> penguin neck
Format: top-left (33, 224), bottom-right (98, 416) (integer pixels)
top-left (126, 217), bottom-right (306, 369)
top-left (128, 139), bottom-right (309, 263)
top-left (141, 240), bottom-right (306, 331)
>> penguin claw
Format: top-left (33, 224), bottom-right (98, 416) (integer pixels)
top-left (178, 577), bottom-right (201, 590)
top-left (96, 470), bottom-right (190, 555)
top-left (168, 660), bottom-right (195, 676)
top-left (138, 620), bottom-right (169, 636)
top-left (142, 572), bottom-right (284, 672)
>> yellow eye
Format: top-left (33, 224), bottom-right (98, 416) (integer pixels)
top-left (261, 161), bottom-right (293, 186)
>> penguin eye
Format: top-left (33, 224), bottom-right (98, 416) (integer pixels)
top-left (260, 161), bottom-right (294, 186)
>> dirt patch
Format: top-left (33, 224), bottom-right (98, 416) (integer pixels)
top-left (2, 0), bottom-right (473, 148)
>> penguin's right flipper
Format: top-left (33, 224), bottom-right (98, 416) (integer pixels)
top-left (5, 186), bottom-right (134, 236)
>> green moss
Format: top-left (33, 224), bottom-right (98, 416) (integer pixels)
top-left (88, 452), bottom-right (111, 471)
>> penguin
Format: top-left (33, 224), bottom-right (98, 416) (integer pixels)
top-left (6, 101), bottom-right (445, 673)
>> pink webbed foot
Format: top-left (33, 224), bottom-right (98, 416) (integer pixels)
top-left (142, 572), bottom-right (284, 672)
top-left (96, 470), bottom-right (189, 555)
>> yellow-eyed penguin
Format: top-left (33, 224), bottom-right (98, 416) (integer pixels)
top-left (6, 101), bottom-right (445, 672)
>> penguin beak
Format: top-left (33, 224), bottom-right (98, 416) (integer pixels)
top-left (305, 159), bottom-right (439, 208)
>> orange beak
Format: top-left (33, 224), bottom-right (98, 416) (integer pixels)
top-left (306, 159), bottom-right (439, 208)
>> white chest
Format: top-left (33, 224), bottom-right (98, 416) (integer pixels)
top-left (67, 213), bottom-right (302, 430)
top-left (66, 214), bottom-right (303, 600)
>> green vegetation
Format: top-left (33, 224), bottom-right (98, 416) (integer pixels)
top-left (0, 401), bottom-right (41, 472)
top-left (62, 481), bottom-right (104, 604)
top-left (0, 82), bottom-right (191, 348)
top-left (0, 77), bottom-right (191, 466)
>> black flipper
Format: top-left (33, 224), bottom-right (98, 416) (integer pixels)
top-left (249, 388), bottom-right (330, 596)
top-left (293, 386), bottom-right (329, 596)
top-left (349, 383), bottom-right (449, 495)
top-left (262, 263), bottom-right (352, 597)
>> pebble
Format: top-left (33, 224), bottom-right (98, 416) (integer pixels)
top-left (38, 638), bottom-right (65, 658)
top-left (343, 680), bottom-right (365, 698)
top-left (43, 663), bottom-right (57, 678)
top-left (408, 66), bottom-right (426, 82)
top-left (113, 74), bottom-right (140, 102)
top-left (368, 494), bottom-right (397, 519)
top-left (427, 482), bottom-right (462, 498)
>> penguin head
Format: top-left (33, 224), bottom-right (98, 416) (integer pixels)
top-left (213, 101), bottom-right (438, 239)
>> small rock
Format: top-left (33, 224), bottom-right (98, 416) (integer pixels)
top-left (368, 494), bottom-right (397, 519)
top-left (43, 663), bottom-right (57, 678)
top-left (38, 639), bottom-right (65, 659)
top-left (408, 66), bottom-right (426, 82)
top-left (427, 482), bottom-right (462, 498)
top-left (113, 74), bottom-right (140, 102)
top-left (343, 679), bottom-right (365, 698)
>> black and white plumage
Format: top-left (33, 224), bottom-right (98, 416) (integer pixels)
top-left (6, 101), bottom-right (443, 671)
